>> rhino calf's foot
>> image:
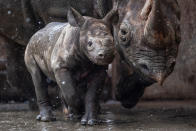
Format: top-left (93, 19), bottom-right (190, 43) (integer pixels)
top-left (36, 114), bottom-right (56, 122)
top-left (81, 113), bottom-right (98, 126)
top-left (36, 106), bottom-right (56, 122)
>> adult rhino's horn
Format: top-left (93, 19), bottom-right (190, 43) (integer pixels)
top-left (103, 0), bottom-right (119, 25)
top-left (140, 0), bottom-right (153, 20)
top-left (143, 0), bottom-right (170, 48)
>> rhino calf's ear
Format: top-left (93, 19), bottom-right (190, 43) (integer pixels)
top-left (67, 7), bottom-right (85, 27)
top-left (103, 0), bottom-right (119, 25)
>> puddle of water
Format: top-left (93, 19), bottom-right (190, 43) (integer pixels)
top-left (0, 103), bottom-right (196, 131)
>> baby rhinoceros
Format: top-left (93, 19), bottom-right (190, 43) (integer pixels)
top-left (24, 7), bottom-right (118, 125)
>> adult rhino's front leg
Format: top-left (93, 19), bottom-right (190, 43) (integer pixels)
top-left (54, 68), bottom-right (84, 117)
top-left (81, 69), bottom-right (106, 125)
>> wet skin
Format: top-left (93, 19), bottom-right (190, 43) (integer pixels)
top-left (115, 0), bottom-right (181, 83)
top-left (25, 7), bottom-right (118, 125)
top-left (112, 0), bottom-right (181, 108)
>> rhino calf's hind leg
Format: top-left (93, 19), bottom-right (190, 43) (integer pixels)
top-left (26, 57), bottom-right (55, 122)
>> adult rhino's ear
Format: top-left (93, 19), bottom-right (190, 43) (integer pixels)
top-left (67, 7), bottom-right (85, 27)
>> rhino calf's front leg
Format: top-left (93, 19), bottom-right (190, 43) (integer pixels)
top-left (54, 68), bottom-right (84, 116)
top-left (81, 69), bottom-right (106, 125)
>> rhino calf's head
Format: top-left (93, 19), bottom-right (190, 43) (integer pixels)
top-left (116, 0), bottom-right (181, 84)
top-left (68, 6), bottom-right (118, 65)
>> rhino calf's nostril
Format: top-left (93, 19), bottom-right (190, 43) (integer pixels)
top-left (98, 53), bottom-right (104, 58)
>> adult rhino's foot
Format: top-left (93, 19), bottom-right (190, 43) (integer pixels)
top-left (81, 113), bottom-right (98, 126)
top-left (36, 106), bottom-right (56, 122)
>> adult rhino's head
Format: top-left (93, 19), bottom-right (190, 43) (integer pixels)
top-left (67, 5), bottom-right (118, 65)
top-left (115, 0), bottom-right (181, 85)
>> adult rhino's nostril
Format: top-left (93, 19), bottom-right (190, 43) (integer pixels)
top-left (120, 36), bottom-right (127, 42)
top-left (170, 61), bottom-right (176, 69)
top-left (121, 29), bottom-right (127, 35)
top-left (139, 64), bottom-right (149, 72)
top-left (119, 27), bottom-right (130, 44)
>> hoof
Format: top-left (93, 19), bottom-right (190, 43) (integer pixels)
top-left (80, 119), bottom-right (87, 125)
top-left (81, 114), bottom-right (98, 126)
top-left (87, 119), bottom-right (97, 126)
top-left (36, 114), bottom-right (56, 122)
top-left (37, 106), bottom-right (56, 122)
top-left (68, 113), bottom-right (82, 120)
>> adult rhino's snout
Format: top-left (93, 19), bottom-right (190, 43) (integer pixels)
top-left (138, 62), bottom-right (167, 85)
top-left (151, 72), bottom-right (167, 85)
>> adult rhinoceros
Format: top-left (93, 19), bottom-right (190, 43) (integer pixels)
top-left (112, 0), bottom-right (181, 108)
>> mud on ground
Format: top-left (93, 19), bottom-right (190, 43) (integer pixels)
top-left (0, 100), bottom-right (196, 131)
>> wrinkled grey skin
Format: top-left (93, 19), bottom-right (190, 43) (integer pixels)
top-left (25, 7), bottom-right (118, 125)
top-left (113, 0), bottom-right (181, 108)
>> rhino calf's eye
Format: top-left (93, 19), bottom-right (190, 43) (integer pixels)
top-left (88, 41), bottom-right (93, 47)
top-left (87, 41), bottom-right (94, 51)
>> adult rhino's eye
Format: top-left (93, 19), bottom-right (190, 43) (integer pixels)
top-left (87, 41), bottom-right (94, 51)
top-left (118, 29), bottom-right (130, 45)
top-left (118, 23), bottom-right (131, 46)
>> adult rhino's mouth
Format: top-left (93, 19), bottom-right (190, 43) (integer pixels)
top-left (127, 61), bottom-right (156, 84)
top-left (136, 63), bottom-right (167, 85)
top-left (126, 45), bottom-right (174, 85)
top-left (125, 56), bottom-right (167, 85)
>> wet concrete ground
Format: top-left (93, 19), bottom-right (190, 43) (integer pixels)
top-left (0, 101), bottom-right (196, 131)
